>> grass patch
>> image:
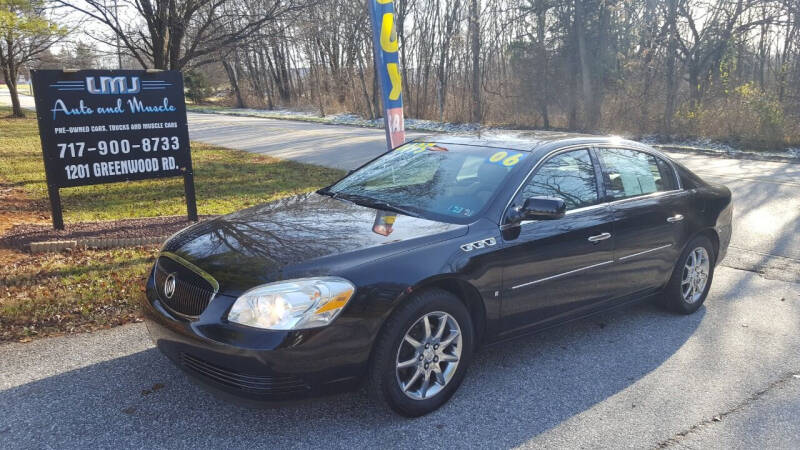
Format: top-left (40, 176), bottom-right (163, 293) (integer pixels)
top-left (0, 247), bottom-right (156, 342)
top-left (0, 105), bottom-right (345, 342)
top-left (0, 105), bottom-right (345, 222)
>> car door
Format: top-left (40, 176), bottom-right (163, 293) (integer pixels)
top-left (498, 148), bottom-right (616, 337)
top-left (596, 147), bottom-right (690, 297)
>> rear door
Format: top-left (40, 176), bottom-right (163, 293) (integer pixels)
top-left (596, 147), bottom-right (690, 297)
top-left (498, 148), bottom-right (616, 337)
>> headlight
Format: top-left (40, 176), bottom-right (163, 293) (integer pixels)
top-left (227, 277), bottom-right (355, 330)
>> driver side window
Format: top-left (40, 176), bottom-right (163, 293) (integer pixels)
top-left (519, 149), bottom-right (599, 211)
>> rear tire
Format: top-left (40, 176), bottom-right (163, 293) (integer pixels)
top-left (368, 288), bottom-right (474, 417)
top-left (661, 235), bottom-right (715, 314)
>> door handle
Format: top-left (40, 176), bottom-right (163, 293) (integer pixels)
top-left (588, 232), bottom-right (612, 243)
top-left (667, 214), bottom-right (684, 223)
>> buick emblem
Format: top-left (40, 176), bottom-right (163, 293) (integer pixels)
top-left (164, 273), bottom-right (177, 299)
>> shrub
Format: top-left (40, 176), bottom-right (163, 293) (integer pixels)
top-left (184, 70), bottom-right (214, 105)
top-left (675, 83), bottom-right (787, 150)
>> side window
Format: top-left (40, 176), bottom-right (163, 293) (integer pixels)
top-left (655, 157), bottom-right (679, 190)
top-left (598, 148), bottom-right (673, 200)
top-left (519, 149), bottom-right (599, 210)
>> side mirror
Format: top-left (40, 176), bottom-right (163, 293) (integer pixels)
top-left (510, 196), bottom-right (566, 223)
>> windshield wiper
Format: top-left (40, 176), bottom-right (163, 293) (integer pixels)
top-left (331, 193), bottom-right (421, 218)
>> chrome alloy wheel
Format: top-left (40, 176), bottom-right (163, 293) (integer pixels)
top-left (682, 247), bottom-right (710, 303)
top-left (395, 311), bottom-right (462, 400)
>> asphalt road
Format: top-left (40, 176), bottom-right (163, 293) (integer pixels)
top-left (2, 91), bottom-right (800, 448)
top-left (1, 267), bottom-right (798, 449)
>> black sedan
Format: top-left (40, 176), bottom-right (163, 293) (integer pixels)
top-left (143, 135), bottom-right (732, 416)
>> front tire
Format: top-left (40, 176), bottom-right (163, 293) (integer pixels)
top-left (661, 235), bottom-right (715, 314)
top-left (368, 288), bottom-right (474, 417)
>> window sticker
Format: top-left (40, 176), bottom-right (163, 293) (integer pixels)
top-left (448, 205), bottom-right (473, 216)
top-left (488, 151), bottom-right (525, 167)
top-left (395, 142), bottom-right (449, 154)
top-left (395, 142), bottom-right (434, 153)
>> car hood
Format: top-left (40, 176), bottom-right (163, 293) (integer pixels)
top-left (162, 192), bottom-right (468, 292)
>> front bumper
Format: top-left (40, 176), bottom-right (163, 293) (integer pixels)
top-left (142, 269), bottom-right (372, 404)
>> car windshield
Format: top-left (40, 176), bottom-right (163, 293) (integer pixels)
top-left (322, 142), bottom-right (529, 223)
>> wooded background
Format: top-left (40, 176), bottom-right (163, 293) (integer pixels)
top-left (16, 1), bottom-right (800, 149)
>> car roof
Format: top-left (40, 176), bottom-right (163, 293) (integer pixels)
top-left (413, 132), bottom-right (655, 156)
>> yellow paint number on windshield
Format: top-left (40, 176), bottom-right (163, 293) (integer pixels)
top-left (489, 151), bottom-right (507, 162)
top-left (502, 153), bottom-right (522, 166)
top-left (489, 151), bottom-right (524, 167)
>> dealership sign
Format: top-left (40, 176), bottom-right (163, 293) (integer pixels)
top-left (368, 0), bottom-right (405, 149)
top-left (30, 70), bottom-right (197, 229)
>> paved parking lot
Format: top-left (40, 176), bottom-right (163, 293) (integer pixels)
top-left (2, 93), bottom-right (799, 448)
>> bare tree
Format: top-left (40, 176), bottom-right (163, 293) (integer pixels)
top-left (55, 0), bottom-right (309, 70)
top-left (0, 0), bottom-right (67, 117)
top-left (56, 0), bottom-right (800, 147)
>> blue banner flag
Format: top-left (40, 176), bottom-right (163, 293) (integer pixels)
top-left (368, 0), bottom-right (405, 149)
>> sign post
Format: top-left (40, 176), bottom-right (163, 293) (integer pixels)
top-left (30, 69), bottom-right (197, 229)
top-left (368, 0), bottom-right (405, 150)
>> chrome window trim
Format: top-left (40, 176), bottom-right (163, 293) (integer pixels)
top-left (500, 142), bottom-right (685, 229)
top-left (507, 203), bottom-right (609, 230)
top-left (604, 188), bottom-right (685, 207)
top-left (501, 141), bottom-right (687, 290)
top-left (593, 143), bottom-right (683, 193)
top-left (501, 144), bottom-right (601, 227)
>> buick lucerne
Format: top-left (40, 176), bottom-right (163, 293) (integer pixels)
top-left (143, 136), bottom-right (732, 416)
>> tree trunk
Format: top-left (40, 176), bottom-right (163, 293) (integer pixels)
top-left (535, 5), bottom-right (550, 129)
top-left (469, 0), bottom-right (482, 123)
top-left (222, 59), bottom-right (245, 108)
top-left (688, 64), bottom-right (701, 111)
top-left (1, 66), bottom-right (23, 118)
top-left (395, 1), bottom-right (412, 115)
top-left (567, 50), bottom-right (579, 129)
top-left (371, 58), bottom-right (381, 118)
top-left (575, 0), bottom-right (593, 130)
top-left (356, 48), bottom-right (375, 120)
top-left (663, 0), bottom-right (678, 135)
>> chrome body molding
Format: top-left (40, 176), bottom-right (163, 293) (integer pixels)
top-left (618, 244), bottom-right (673, 261)
top-left (511, 243), bottom-right (673, 289)
top-left (511, 260), bottom-right (615, 290)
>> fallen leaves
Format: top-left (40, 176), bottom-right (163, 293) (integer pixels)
top-left (0, 247), bottom-right (158, 343)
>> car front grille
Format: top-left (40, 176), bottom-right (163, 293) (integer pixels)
top-left (154, 256), bottom-right (216, 317)
top-left (181, 353), bottom-right (311, 395)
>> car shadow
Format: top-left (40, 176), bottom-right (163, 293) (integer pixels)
top-left (0, 301), bottom-right (704, 448)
